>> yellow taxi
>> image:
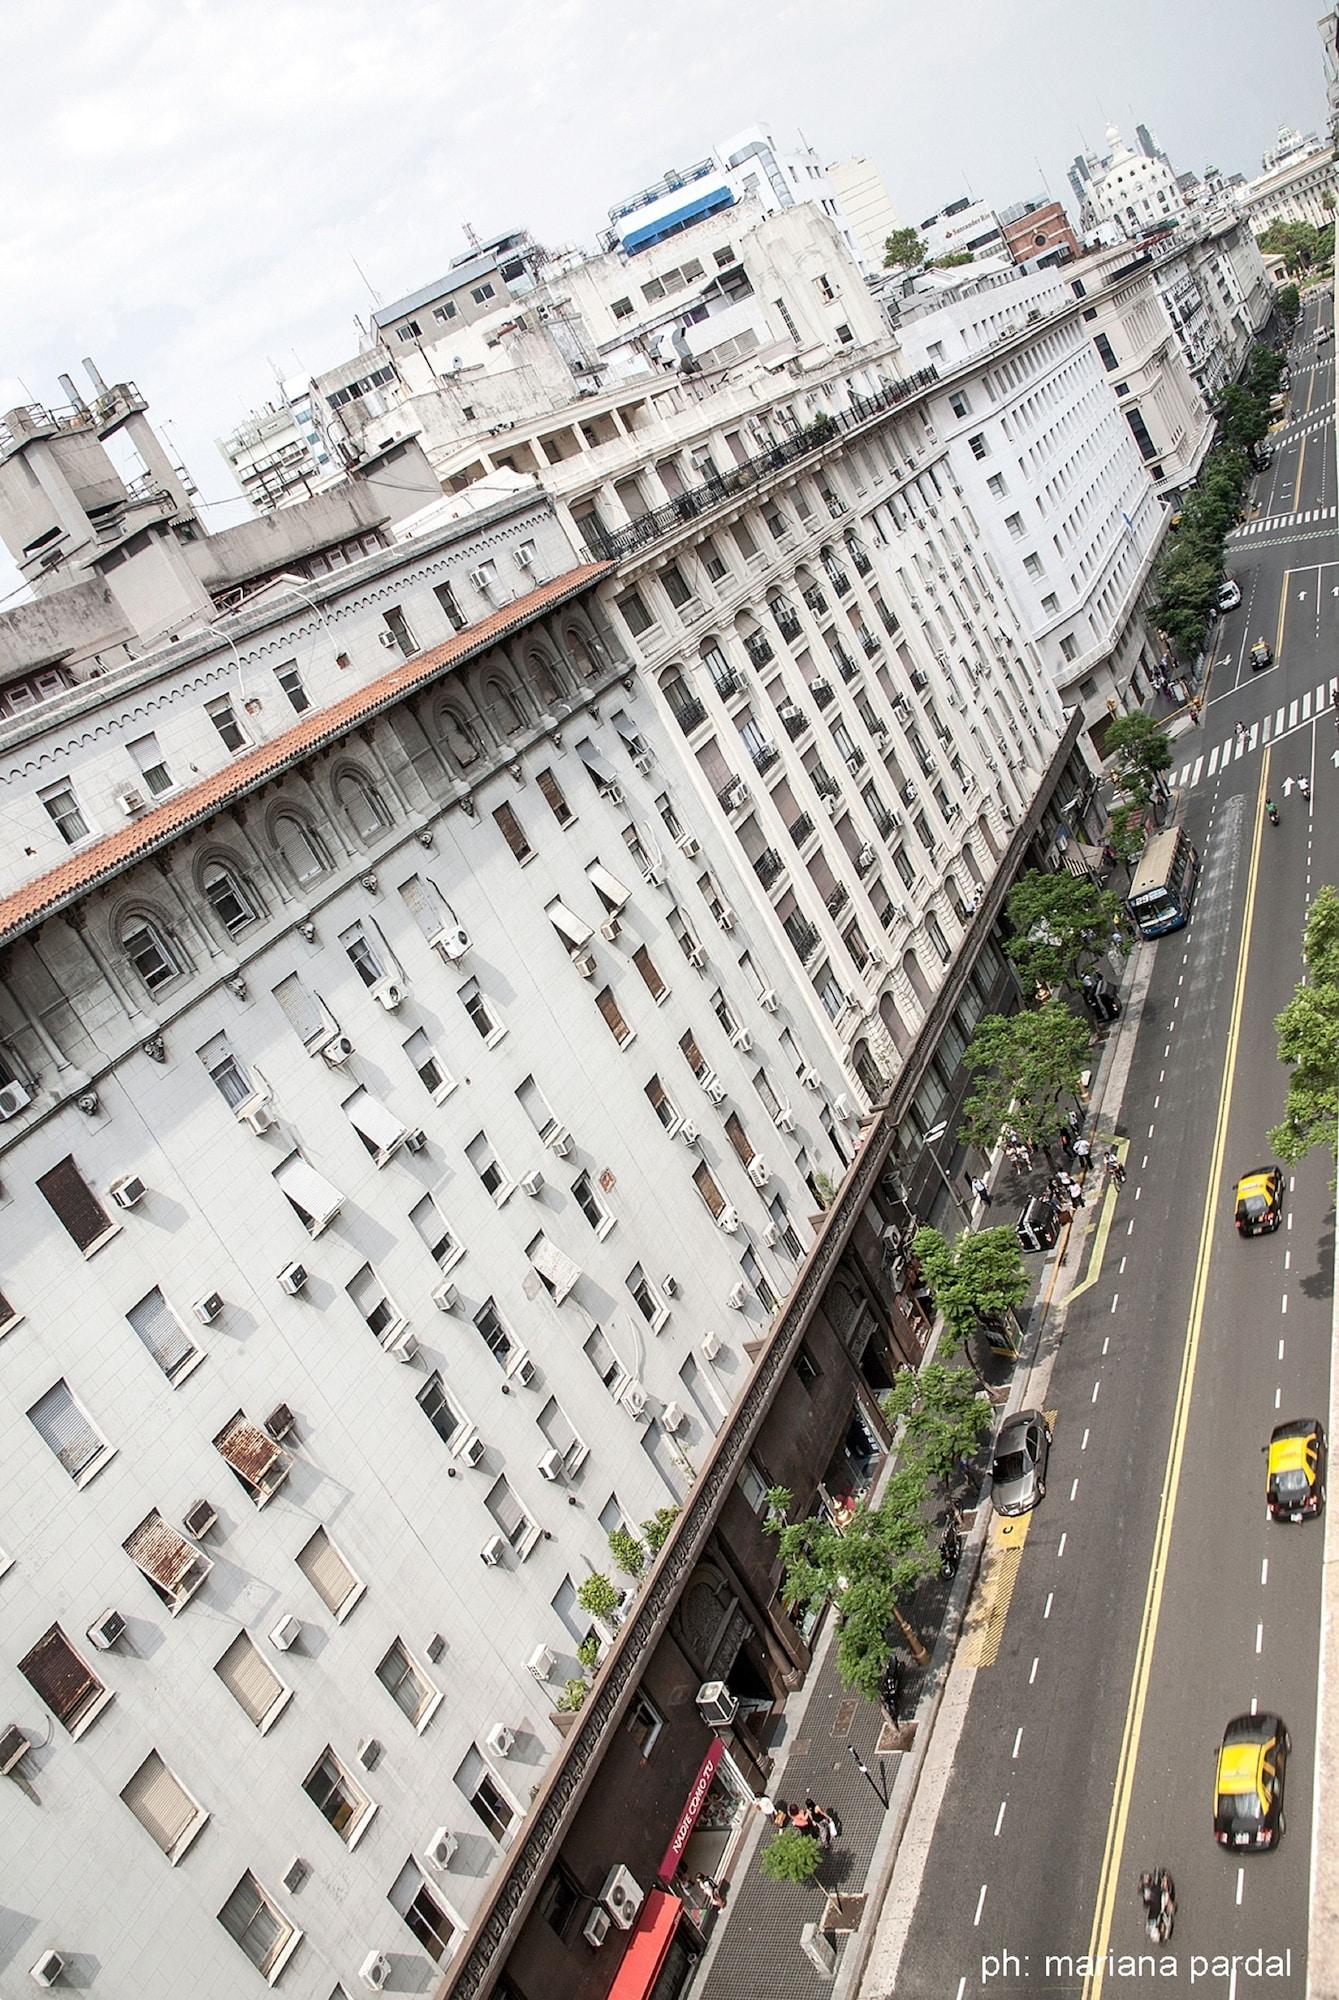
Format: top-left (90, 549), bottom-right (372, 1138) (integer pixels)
top-left (1234, 1167), bottom-right (1283, 1236)
top-left (1265, 1418), bottom-right (1326, 1522)
top-left (1213, 1712), bottom-right (1289, 1849)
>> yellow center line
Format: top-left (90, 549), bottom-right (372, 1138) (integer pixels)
top-left (1293, 433), bottom-right (1308, 516)
top-left (1081, 752), bottom-right (1270, 1996)
top-left (1275, 567), bottom-right (1293, 666)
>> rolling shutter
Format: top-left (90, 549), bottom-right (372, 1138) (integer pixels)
top-left (19, 1625), bottom-right (100, 1727)
top-left (29, 1380), bottom-right (102, 1477)
top-left (216, 1633), bottom-right (285, 1726)
top-left (343, 1089), bottom-right (407, 1157)
top-left (121, 1751), bottom-right (198, 1855)
top-left (36, 1157), bottom-right (111, 1251)
top-left (124, 1513), bottom-right (200, 1596)
top-left (214, 1414), bottom-right (279, 1490)
top-left (272, 973), bottom-right (331, 1046)
top-left (297, 1527), bottom-right (358, 1613)
top-left (547, 901), bottom-right (593, 950)
top-left (274, 1154), bottom-right (343, 1233)
top-left (529, 1236), bottom-right (581, 1305)
top-left (127, 1289), bottom-right (195, 1378)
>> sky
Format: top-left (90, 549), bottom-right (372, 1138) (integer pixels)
top-left (0, 0), bottom-right (1328, 551)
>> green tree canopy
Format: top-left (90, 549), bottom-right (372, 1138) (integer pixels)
top-left (1270, 885), bottom-right (1339, 1161)
top-left (1258, 219), bottom-right (1324, 274)
top-left (911, 1226), bottom-right (1030, 1358)
top-left (1105, 713), bottom-right (1173, 808)
top-left (881, 1356), bottom-right (994, 1495)
top-left (960, 1002), bottom-right (1092, 1157)
top-left (884, 226), bottom-right (928, 269)
top-left (1003, 868), bottom-right (1128, 993)
top-left (1107, 801), bottom-right (1147, 878)
top-left (1276, 283), bottom-right (1302, 329)
top-left (761, 1828), bottom-right (824, 1886)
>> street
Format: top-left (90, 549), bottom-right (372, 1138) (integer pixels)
top-left (874, 291), bottom-right (1337, 2000)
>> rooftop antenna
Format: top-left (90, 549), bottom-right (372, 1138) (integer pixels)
top-left (462, 220), bottom-right (482, 250)
top-left (350, 254), bottom-right (382, 305)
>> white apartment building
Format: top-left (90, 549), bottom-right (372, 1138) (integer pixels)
top-left (1239, 140), bottom-right (1337, 235)
top-left (218, 390), bottom-right (336, 513)
top-left (1070, 125), bottom-right (1189, 245)
top-left (0, 344), bottom-right (1070, 1998)
top-left (825, 157), bottom-right (901, 274)
top-left (919, 196), bottom-right (1007, 265)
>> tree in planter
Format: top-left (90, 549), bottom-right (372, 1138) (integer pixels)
top-left (1105, 713), bottom-right (1173, 812)
top-left (576, 1572), bottom-right (622, 1623)
top-left (641, 1506), bottom-right (680, 1553)
top-left (1269, 885), bottom-right (1339, 1162)
top-left (883, 225), bottom-right (928, 269)
top-left (959, 1002), bottom-right (1092, 1162)
top-left (607, 1529), bottom-right (646, 1577)
top-left (761, 1827), bottom-right (824, 1886)
top-left (1003, 869), bottom-right (1127, 996)
top-left (555, 1677), bottom-right (589, 1713)
top-left (576, 1634), bottom-right (602, 1673)
top-left (910, 1226), bottom-right (1031, 1376)
top-left (881, 1357), bottom-right (994, 1510)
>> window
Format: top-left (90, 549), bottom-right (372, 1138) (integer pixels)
top-left (275, 661), bottom-right (309, 712)
top-left (795, 1344), bottom-right (820, 1389)
top-left (417, 1370), bottom-right (463, 1445)
top-left (528, 1231), bottom-right (582, 1302)
top-left (471, 281), bottom-right (496, 304)
top-left (626, 1689), bottom-right (665, 1757)
top-left (123, 917), bottom-right (181, 993)
top-left (434, 580), bottom-right (466, 629)
top-left (985, 472), bottom-right (1006, 498)
top-left (572, 1170), bottom-right (614, 1236)
top-left (474, 1297), bottom-right (516, 1365)
top-left (693, 1161), bottom-right (728, 1219)
top-left (405, 1028), bottom-right (452, 1098)
top-left (348, 1264), bottom-right (402, 1342)
top-left (547, 898), bottom-right (594, 955)
top-left (214, 1413), bottom-right (290, 1505)
top-left (627, 1263), bottom-right (667, 1328)
top-left (395, 1870), bottom-right (457, 1962)
top-left (967, 433), bottom-right (988, 461)
top-left (948, 391), bottom-right (972, 419)
top-left (272, 815), bottom-right (327, 886)
top-left (128, 1288), bottom-right (201, 1383)
top-left (218, 1872), bottom-right (300, 1979)
top-left (296, 1526), bottom-right (363, 1619)
top-left (662, 563), bottom-right (693, 610)
top-left (204, 862), bottom-right (258, 936)
top-left (1059, 633), bottom-right (1079, 663)
top-left (493, 800), bottom-right (533, 862)
top-left (469, 1767), bottom-right (517, 1842)
top-left (273, 1154), bottom-right (343, 1235)
top-left (610, 296), bottom-right (634, 320)
top-left (121, 1751), bottom-right (207, 1861)
top-left (725, 1112), bottom-right (755, 1167)
top-left (461, 977), bottom-right (503, 1043)
top-left (538, 1396), bottom-right (588, 1473)
top-left (342, 922), bottom-right (384, 987)
top-left (1004, 511), bottom-right (1023, 539)
top-left (377, 1640), bottom-right (438, 1728)
top-left (467, 1132), bottom-right (513, 1204)
top-left (338, 773), bottom-right (388, 841)
top-left (206, 695), bottom-right (248, 753)
top-left (619, 589), bottom-right (654, 638)
top-left (539, 1864), bottom-right (585, 1944)
top-left (39, 782), bottom-right (90, 846)
top-left (738, 1457), bottom-right (770, 1512)
top-left (596, 986), bottom-right (632, 1045)
top-left (587, 862), bottom-right (631, 913)
top-left (215, 1632), bottom-right (290, 1732)
top-left (1041, 592), bottom-right (1059, 615)
top-left (1023, 553), bottom-right (1044, 580)
top-left (584, 1323), bottom-right (622, 1387)
top-left (124, 1511), bottom-right (212, 1611)
top-left (679, 1026), bottom-right (707, 1078)
top-left (383, 607), bottom-right (416, 657)
top-left (128, 730), bottom-right (173, 795)
top-left (19, 1626), bottom-right (109, 1735)
top-left (486, 1475), bottom-right (536, 1553)
top-left (37, 1156), bottom-right (113, 1253)
top-left (742, 1244), bottom-right (777, 1311)
top-left (28, 1378), bottom-right (112, 1483)
top-left (396, 321), bottom-right (422, 342)
top-left (410, 1192), bottom-right (463, 1271)
top-left (304, 1748), bottom-right (372, 1845)
top-left (343, 1086), bottom-right (409, 1163)
top-left (536, 767), bottom-right (573, 825)
top-left (633, 944), bottom-right (667, 1001)
top-left (644, 1074), bottom-right (679, 1133)
top-left (1093, 331), bottom-right (1119, 371)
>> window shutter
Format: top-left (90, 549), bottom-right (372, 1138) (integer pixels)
top-left (216, 1633), bottom-right (285, 1726)
top-left (726, 1115), bottom-right (754, 1166)
top-left (124, 1513), bottom-right (201, 1595)
top-left (214, 1414), bottom-right (280, 1489)
top-left (587, 863), bottom-right (630, 910)
top-left (547, 901), bottom-right (593, 949)
top-left (297, 1527), bottom-right (358, 1612)
top-left (19, 1625), bottom-right (99, 1726)
top-left (529, 1236), bottom-right (582, 1304)
top-left (681, 1030), bottom-right (705, 1072)
top-left (596, 989), bottom-right (628, 1039)
top-left (127, 1289), bottom-right (195, 1377)
top-left (633, 946), bottom-right (665, 998)
top-left (272, 973), bottom-right (329, 1045)
top-left (121, 1751), bottom-right (198, 1854)
top-left (693, 1163), bottom-right (725, 1218)
top-left (487, 1479), bottom-right (526, 1540)
top-left (274, 1155), bottom-right (343, 1232)
top-left (343, 1089), bottom-right (408, 1155)
top-left (36, 1157), bottom-right (110, 1252)
top-left (29, 1380), bottom-right (101, 1477)
top-left (399, 873), bottom-right (450, 939)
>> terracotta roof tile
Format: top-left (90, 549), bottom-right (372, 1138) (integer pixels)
top-left (0, 561), bottom-right (610, 949)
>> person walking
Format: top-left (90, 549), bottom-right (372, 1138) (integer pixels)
top-left (1065, 1171), bottom-right (1086, 1210)
top-left (968, 1173), bottom-right (992, 1207)
top-left (1188, 696), bottom-right (1202, 726)
top-left (1104, 1147), bottom-right (1126, 1187)
top-left (1072, 1134), bottom-right (1092, 1173)
top-left (804, 1799), bottom-right (840, 1849)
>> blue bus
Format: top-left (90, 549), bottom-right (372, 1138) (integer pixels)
top-left (1126, 825), bottom-right (1199, 938)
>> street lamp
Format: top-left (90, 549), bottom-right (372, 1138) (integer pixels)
top-left (255, 571), bottom-right (337, 636)
top-left (923, 1121), bottom-right (971, 1228)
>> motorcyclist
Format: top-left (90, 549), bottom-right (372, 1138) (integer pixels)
top-left (1266, 797), bottom-right (1280, 826)
top-left (1297, 774), bottom-right (1311, 799)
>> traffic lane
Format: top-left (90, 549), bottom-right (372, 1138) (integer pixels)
top-left (888, 841), bottom-right (1252, 1995)
top-left (1100, 787), bottom-right (1330, 1989)
top-left (1215, 532), bottom-right (1334, 714)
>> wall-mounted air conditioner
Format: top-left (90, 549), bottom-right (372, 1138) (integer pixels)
top-left (583, 1907), bottom-right (612, 1948)
top-left (193, 1292), bottom-right (224, 1324)
top-left (679, 834), bottom-right (701, 858)
top-left (538, 1448), bottom-right (564, 1482)
top-left (774, 1105), bottom-right (796, 1134)
top-left (748, 1157), bottom-right (770, 1187)
top-left (573, 951), bottom-right (597, 979)
top-left (277, 1262), bottom-right (308, 1296)
top-left (758, 987), bottom-right (779, 1013)
top-left (404, 1127), bottom-right (428, 1154)
top-left (600, 1865), bottom-right (645, 1930)
top-left (622, 1379), bottom-right (648, 1418)
top-left (726, 1281), bottom-right (748, 1309)
top-left (833, 1092), bottom-right (852, 1119)
top-left (717, 1205), bottom-right (740, 1234)
top-left (86, 1608), bottom-right (127, 1652)
top-left (426, 1827), bottom-right (459, 1871)
top-left (461, 1434), bottom-right (487, 1467)
top-left (0, 1725), bottom-right (30, 1775)
top-left (520, 1169), bottom-right (544, 1196)
top-left (485, 1723), bottom-right (515, 1758)
top-left (700, 1070), bottom-right (725, 1102)
top-left (762, 1221), bottom-right (780, 1247)
top-left (660, 1401), bottom-right (686, 1434)
top-left (700, 1329), bottom-right (723, 1360)
top-left (360, 1952), bottom-right (392, 1992)
top-left (633, 752), bottom-right (653, 775)
top-left (431, 1280), bottom-right (458, 1311)
top-left (528, 1644), bottom-right (556, 1681)
top-left (600, 917), bottom-right (622, 943)
top-left (801, 1066), bottom-right (822, 1090)
top-left (270, 1614), bottom-right (302, 1651)
top-left (687, 944), bottom-right (707, 968)
top-left (116, 788), bottom-right (145, 816)
top-left (371, 978), bottom-right (406, 1012)
top-left (321, 1034), bottom-right (355, 1067)
top-left (391, 1327), bottom-right (419, 1362)
top-left (678, 1120), bottom-right (700, 1147)
top-left (184, 1499), bottom-right (218, 1539)
top-left (236, 1093), bottom-right (277, 1135)
top-left (662, 1274), bottom-right (679, 1297)
top-left (480, 1535), bottom-right (507, 1566)
top-left (438, 926), bottom-right (471, 962)
top-left (0, 1080), bottom-right (33, 1120)
top-left (717, 905), bottom-right (737, 930)
top-left (730, 1027), bottom-right (752, 1052)
top-left (546, 1126), bottom-right (573, 1156)
top-left (469, 567), bottom-right (492, 591)
top-left (510, 1354), bottom-right (536, 1387)
top-left (109, 1174), bottom-right (146, 1209)
top-left (29, 1952), bottom-right (65, 1990)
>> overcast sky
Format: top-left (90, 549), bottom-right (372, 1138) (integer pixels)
top-left (0, 0), bottom-right (1327, 552)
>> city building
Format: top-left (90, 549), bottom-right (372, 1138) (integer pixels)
top-left (1322, 10), bottom-right (1339, 148)
top-left (1238, 137), bottom-right (1336, 235)
top-left (998, 197), bottom-right (1081, 268)
top-left (218, 386), bottom-right (336, 513)
top-left (1068, 125), bottom-right (1189, 244)
top-left (825, 156), bottom-right (901, 273)
top-left (919, 195), bottom-right (1007, 264)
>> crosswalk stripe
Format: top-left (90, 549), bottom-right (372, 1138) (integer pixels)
top-left (1275, 707), bottom-right (1285, 735)
top-left (1207, 744), bottom-right (1221, 776)
top-left (1303, 692), bottom-right (1313, 720)
top-left (1289, 700), bottom-right (1299, 728)
top-left (1249, 723), bottom-right (1260, 749)
top-left (1190, 756), bottom-right (1203, 787)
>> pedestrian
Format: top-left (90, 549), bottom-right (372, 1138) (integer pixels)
top-left (1188, 697), bottom-right (1201, 726)
top-left (1102, 842), bottom-right (1118, 870)
top-left (1104, 1148), bottom-right (1126, 1186)
top-left (1235, 720), bottom-right (1247, 749)
top-left (770, 1798), bottom-right (791, 1827)
top-left (755, 1793), bottom-right (777, 1819)
top-left (1058, 1124), bottom-right (1073, 1157)
top-left (1072, 1134), bottom-right (1091, 1170)
top-left (805, 1799), bottom-right (839, 1848)
top-left (969, 1173), bottom-right (991, 1207)
top-left (1066, 1172), bottom-right (1086, 1210)
top-left (788, 1801), bottom-right (815, 1833)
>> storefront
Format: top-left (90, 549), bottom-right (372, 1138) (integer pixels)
top-left (658, 1737), bottom-right (755, 1932)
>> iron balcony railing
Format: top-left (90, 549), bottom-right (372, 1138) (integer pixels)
top-left (825, 883), bottom-right (850, 917)
top-left (859, 630), bottom-right (880, 659)
top-left (787, 918), bottom-right (821, 961)
top-left (670, 695), bottom-right (707, 733)
top-left (772, 604), bottom-right (802, 641)
top-left (781, 709), bottom-right (809, 740)
top-left (788, 813), bottom-right (815, 846)
top-left (824, 567), bottom-right (852, 597)
top-left (744, 632), bottom-right (775, 669)
top-left (709, 666), bottom-right (742, 700)
top-left (832, 646), bottom-right (857, 682)
top-left (754, 847), bottom-right (785, 888)
top-left (751, 740), bottom-right (781, 774)
top-left (850, 546), bottom-right (872, 575)
top-left (811, 678), bottom-right (835, 709)
top-left (803, 584), bottom-right (829, 620)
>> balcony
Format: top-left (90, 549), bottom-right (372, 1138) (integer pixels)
top-left (877, 602), bottom-right (900, 634)
top-left (787, 919), bottom-right (821, 962)
top-left (825, 883), bottom-right (850, 918)
top-left (744, 633), bottom-right (775, 670)
top-left (811, 764), bottom-right (839, 799)
top-left (810, 678), bottom-right (835, 709)
top-left (822, 492), bottom-right (847, 520)
top-left (717, 777), bottom-right (752, 815)
top-left (754, 847), bottom-right (785, 889)
top-left (824, 567), bottom-right (852, 598)
top-left (850, 546), bottom-right (872, 576)
top-left (709, 667), bottom-right (743, 701)
top-left (788, 812), bottom-right (815, 847)
top-left (871, 807), bottom-right (896, 840)
top-left (832, 645), bottom-right (858, 682)
top-left (803, 585), bottom-right (830, 620)
top-left (845, 747), bottom-right (867, 773)
top-left (780, 708), bottom-right (809, 740)
top-left (859, 630), bottom-right (881, 659)
top-left (772, 604), bottom-right (802, 642)
top-left (909, 669), bottom-right (930, 693)
top-left (671, 695), bottom-right (707, 733)
top-left (751, 739), bottom-right (781, 774)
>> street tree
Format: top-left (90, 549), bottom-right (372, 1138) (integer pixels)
top-left (883, 226), bottom-right (928, 269)
top-left (1003, 869), bottom-right (1127, 994)
top-left (1275, 283), bottom-right (1302, 330)
top-left (881, 1356), bottom-right (993, 1505)
top-left (1105, 712), bottom-right (1173, 808)
top-left (1215, 386), bottom-right (1269, 455)
top-left (766, 1465), bottom-right (935, 1694)
top-left (910, 1225), bottom-right (1031, 1373)
top-left (959, 1002), bottom-right (1092, 1159)
top-left (1269, 886), bottom-right (1339, 1162)
top-left (761, 1828), bottom-right (824, 1887)
top-left (1107, 801), bottom-right (1147, 879)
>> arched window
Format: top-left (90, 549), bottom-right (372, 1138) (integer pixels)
top-left (483, 679), bottom-right (528, 736)
top-left (569, 637), bottom-right (600, 681)
top-left (439, 706), bottom-right (483, 768)
top-left (123, 916), bottom-right (182, 994)
top-left (336, 773), bottom-right (389, 843)
top-left (528, 651), bottom-right (564, 706)
top-left (203, 862), bottom-right (259, 938)
top-left (272, 814), bottom-right (329, 888)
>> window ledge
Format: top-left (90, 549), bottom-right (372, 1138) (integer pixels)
top-left (594, 1215), bottom-right (617, 1242)
top-left (414, 1689), bottom-right (445, 1735)
top-left (257, 1688), bottom-right (295, 1736)
top-left (431, 1079), bottom-right (459, 1104)
top-left (73, 1446), bottom-right (118, 1490)
top-left (264, 1926), bottom-right (304, 1986)
top-left (0, 1312), bottom-right (24, 1341)
top-left (68, 1687), bottom-right (115, 1740)
top-left (167, 1349), bottom-right (208, 1389)
top-left (82, 1225), bottom-right (124, 1261)
top-left (483, 1026), bottom-right (509, 1050)
top-left (333, 1581), bottom-right (367, 1624)
top-left (167, 1809), bottom-right (210, 1865)
top-left (346, 1801), bottom-right (380, 1851)
top-left (649, 1306), bottom-right (671, 1335)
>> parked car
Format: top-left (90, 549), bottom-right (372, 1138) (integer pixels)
top-left (1217, 578), bottom-right (1242, 612)
top-left (991, 1408), bottom-right (1051, 1516)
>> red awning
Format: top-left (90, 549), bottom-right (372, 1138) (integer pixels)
top-left (658, 1737), bottom-right (724, 1882)
top-left (606, 1889), bottom-right (683, 2000)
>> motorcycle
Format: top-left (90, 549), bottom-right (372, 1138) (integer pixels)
top-left (939, 1522), bottom-right (963, 1578)
top-left (1138, 1868), bottom-right (1176, 1943)
top-left (1266, 800), bottom-right (1280, 827)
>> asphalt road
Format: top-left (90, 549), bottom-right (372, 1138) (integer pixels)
top-left (883, 292), bottom-right (1337, 2000)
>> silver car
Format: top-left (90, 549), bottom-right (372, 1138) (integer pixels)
top-left (991, 1408), bottom-right (1051, 1516)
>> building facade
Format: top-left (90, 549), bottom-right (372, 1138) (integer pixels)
top-left (825, 156), bottom-right (901, 274)
top-left (1239, 141), bottom-right (1337, 235)
top-left (998, 197), bottom-right (1081, 268)
top-left (1069, 125), bottom-right (1188, 245)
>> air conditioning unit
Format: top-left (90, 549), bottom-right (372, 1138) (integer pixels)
top-left (775, 1105), bottom-right (796, 1134)
top-left (236, 1093), bottom-right (276, 1135)
top-left (573, 951), bottom-right (597, 979)
top-left (515, 544), bottom-right (535, 570)
top-left (600, 1865), bottom-right (645, 1930)
top-left (678, 1120), bottom-right (700, 1147)
top-left (748, 1157), bottom-right (770, 1187)
top-left (762, 1220), bottom-right (780, 1247)
top-left (873, 727), bottom-right (888, 749)
top-left (604, 782), bottom-right (625, 806)
top-left (192, 1292), bottom-right (223, 1324)
top-left (29, 1953), bottom-right (65, 1990)
top-left (184, 1499), bottom-right (217, 1539)
top-left (824, 797), bottom-right (839, 819)
top-left (0, 1725), bottom-right (30, 1774)
top-left (480, 1535), bottom-right (507, 1566)
top-left (485, 1723), bottom-right (515, 1758)
top-left (510, 1354), bottom-right (536, 1387)
top-left (281, 1858), bottom-right (309, 1895)
top-left (538, 1448), bottom-right (564, 1482)
top-left (439, 926), bottom-right (471, 962)
top-left (270, 1614), bottom-right (302, 1651)
top-left (371, 977), bottom-right (406, 1012)
top-left (360, 1952), bottom-right (392, 1992)
top-left (697, 1679), bottom-right (740, 1727)
top-left (378, 629), bottom-right (400, 649)
top-left (687, 944), bottom-right (708, 968)
top-left (759, 987), bottom-right (779, 1013)
top-left (357, 1736), bottom-right (381, 1772)
top-left (546, 1126), bottom-right (573, 1156)
top-left (679, 834), bottom-right (701, 858)
top-left (86, 1608), bottom-right (127, 1652)
top-left (858, 843), bottom-right (876, 867)
top-left (717, 905), bottom-right (737, 930)
top-left (700, 1070), bottom-right (725, 1102)
top-left (528, 1643), bottom-right (557, 1682)
top-left (633, 752), bottom-right (653, 775)
top-left (717, 1205), bottom-right (740, 1234)
top-left (431, 1279), bottom-right (458, 1311)
top-left (469, 567), bottom-right (492, 591)
top-left (462, 1435), bottom-right (487, 1467)
top-left (109, 1174), bottom-right (146, 1210)
top-left (645, 861), bottom-right (667, 887)
top-left (801, 1066), bottom-right (822, 1091)
top-left (267, 1403), bottom-right (297, 1441)
top-left (726, 1280), bottom-right (749, 1308)
top-left (833, 1092), bottom-right (852, 1119)
top-left (116, 787), bottom-right (145, 816)
top-left (600, 917), bottom-right (622, 943)
top-left (730, 1026), bottom-right (752, 1053)
top-left (622, 1379), bottom-right (648, 1418)
top-left (662, 1274), bottom-right (679, 1297)
top-left (520, 1169), bottom-right (545, 1196)
top-left (277, 1262), bottom-right (308, 1296)
top-left (0, 1079), bottom-right (33, 1120)
top-left (391, 1327), bottom-right (419, 1362)
top-left (426, 1827), bottom-right (459, 1872)
top-left (321, 1034), bottom-right (355, 1066)
top-left (583, 1907), bottom-right (613, 1948)
top-left (700, 1329), bottom-right (723, 1360)
top-left (660, 1400), bottom-right (686, 1434)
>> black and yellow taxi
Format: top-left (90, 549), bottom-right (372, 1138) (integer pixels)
top-left (1213, 1712), bottom-right (1289, 1850)
top-left (1265, 1418), bottom-right (1326, 1522)
top-left (1234, 1166), bottom-right (1284, 1236)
